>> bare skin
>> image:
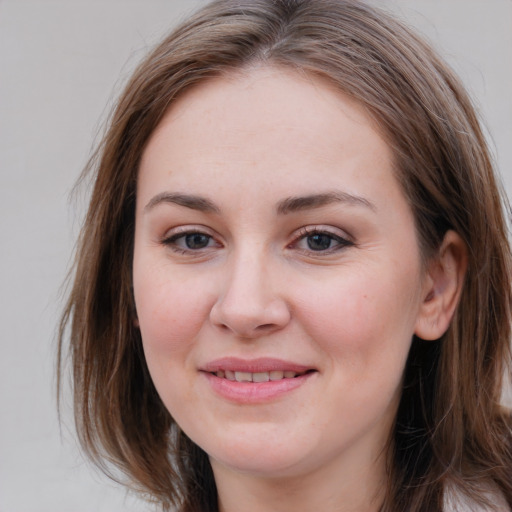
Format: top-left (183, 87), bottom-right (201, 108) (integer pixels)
top-left (133, 66), bottom-right (466, 512)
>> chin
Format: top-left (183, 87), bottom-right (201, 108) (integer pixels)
top-left (211, 450), bottom-right (309, 478)
top-left (196, 424), bottom-right (320, 478)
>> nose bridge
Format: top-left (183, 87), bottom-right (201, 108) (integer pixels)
top-left (210, 241), bottom-right (290, 337)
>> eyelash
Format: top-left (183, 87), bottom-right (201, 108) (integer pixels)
top-left (161, 226), bottom-right (353, 255)
top-left (161, 228), bottom-right (220, 255)
top-left (289, 226), bottom-right (353, 254)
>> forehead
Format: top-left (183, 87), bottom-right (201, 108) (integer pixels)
top-left (138, 65), bottom-right (401, 211)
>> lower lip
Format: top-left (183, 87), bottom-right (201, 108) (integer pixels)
top-left (202, 372), bottom-right (315, 404)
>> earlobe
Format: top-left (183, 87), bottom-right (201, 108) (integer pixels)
top-left (414, 230), bottom-right (468, 341)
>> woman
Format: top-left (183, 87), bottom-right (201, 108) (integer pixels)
top-left (59, 0), bottom-right (512, 510)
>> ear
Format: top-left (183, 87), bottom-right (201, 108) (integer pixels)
top-left (414, 230), bottom-right (468, 340)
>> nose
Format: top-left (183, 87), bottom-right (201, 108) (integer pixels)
top-left (209, 249), bottom-right (291, 339)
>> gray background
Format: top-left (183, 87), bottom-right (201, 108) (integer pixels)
top-left (0, 1), bottom-right (510, 511)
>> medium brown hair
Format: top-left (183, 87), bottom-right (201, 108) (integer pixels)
top-left (59, 1), bottom-right (512, 510)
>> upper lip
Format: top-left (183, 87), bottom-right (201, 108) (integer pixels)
top-left (200, 357), bottom-right (316, 374)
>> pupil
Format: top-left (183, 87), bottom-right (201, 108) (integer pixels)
top-left (307, 234), bottom-right (331, 251)
top-left (185, 233), bottom-right (209, 249)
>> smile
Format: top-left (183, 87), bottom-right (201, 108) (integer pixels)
top-left (212, 369), bottom-right (312, 382)
top-left (200, 358), bottom-right (317, 403)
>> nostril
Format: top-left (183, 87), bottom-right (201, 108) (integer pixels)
top-left (256, 323), bottom-right (277, 331)
top-left (209, 292), bottom-right (291, 338)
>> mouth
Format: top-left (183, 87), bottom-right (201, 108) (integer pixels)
top-left (210, 369), bottom-right (315, 382)
top-left (200, 358), bottom-right (317, 403)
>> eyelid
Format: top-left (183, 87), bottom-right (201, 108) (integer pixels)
top-left (158, 224), bottom-right (353, 255)
top-left (161, 224), bottom-right (214, 240)
top-left (160, 225), bottom-right (222, 253)
top-left (289, 225), bottom-right (354, 253)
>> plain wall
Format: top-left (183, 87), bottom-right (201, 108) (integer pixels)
top-left (0, 1), bottom-right (510, 511)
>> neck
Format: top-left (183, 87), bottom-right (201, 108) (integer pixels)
top-left (211, 449), bottom-right (387, 512)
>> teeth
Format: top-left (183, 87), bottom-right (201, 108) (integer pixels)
top-left (235, 371), bottom-right (252, 382)
top-left (253, 372), bottom-right (270, 383)
top-left (215, 370), bottom-right (303, 381)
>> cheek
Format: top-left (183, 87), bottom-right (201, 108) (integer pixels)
top-left (133, 267), bottom-right (214, 409)
top-left (296, 270), bottom-right (420, 369)
top-left (134, 264), bottom-right (211, 356)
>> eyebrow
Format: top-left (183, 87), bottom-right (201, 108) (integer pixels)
top-left (276, 191), bottom-right (376, 215)
top-left (144, 192), bottom-right (220, 214)
top-left (144, 190), bottom-right (375, 215)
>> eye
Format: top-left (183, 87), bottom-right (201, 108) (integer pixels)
top-left (291, 227), bottom-right (353, 253)
top-left (306, 233), bottom-right (337, 251)
top-left (181, 233), bottom-right (212, 249)
top-left (162, 229), bottom-right (219, 253)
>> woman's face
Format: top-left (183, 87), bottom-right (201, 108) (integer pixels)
top-left (133, 67), bottom-right (430, 481)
